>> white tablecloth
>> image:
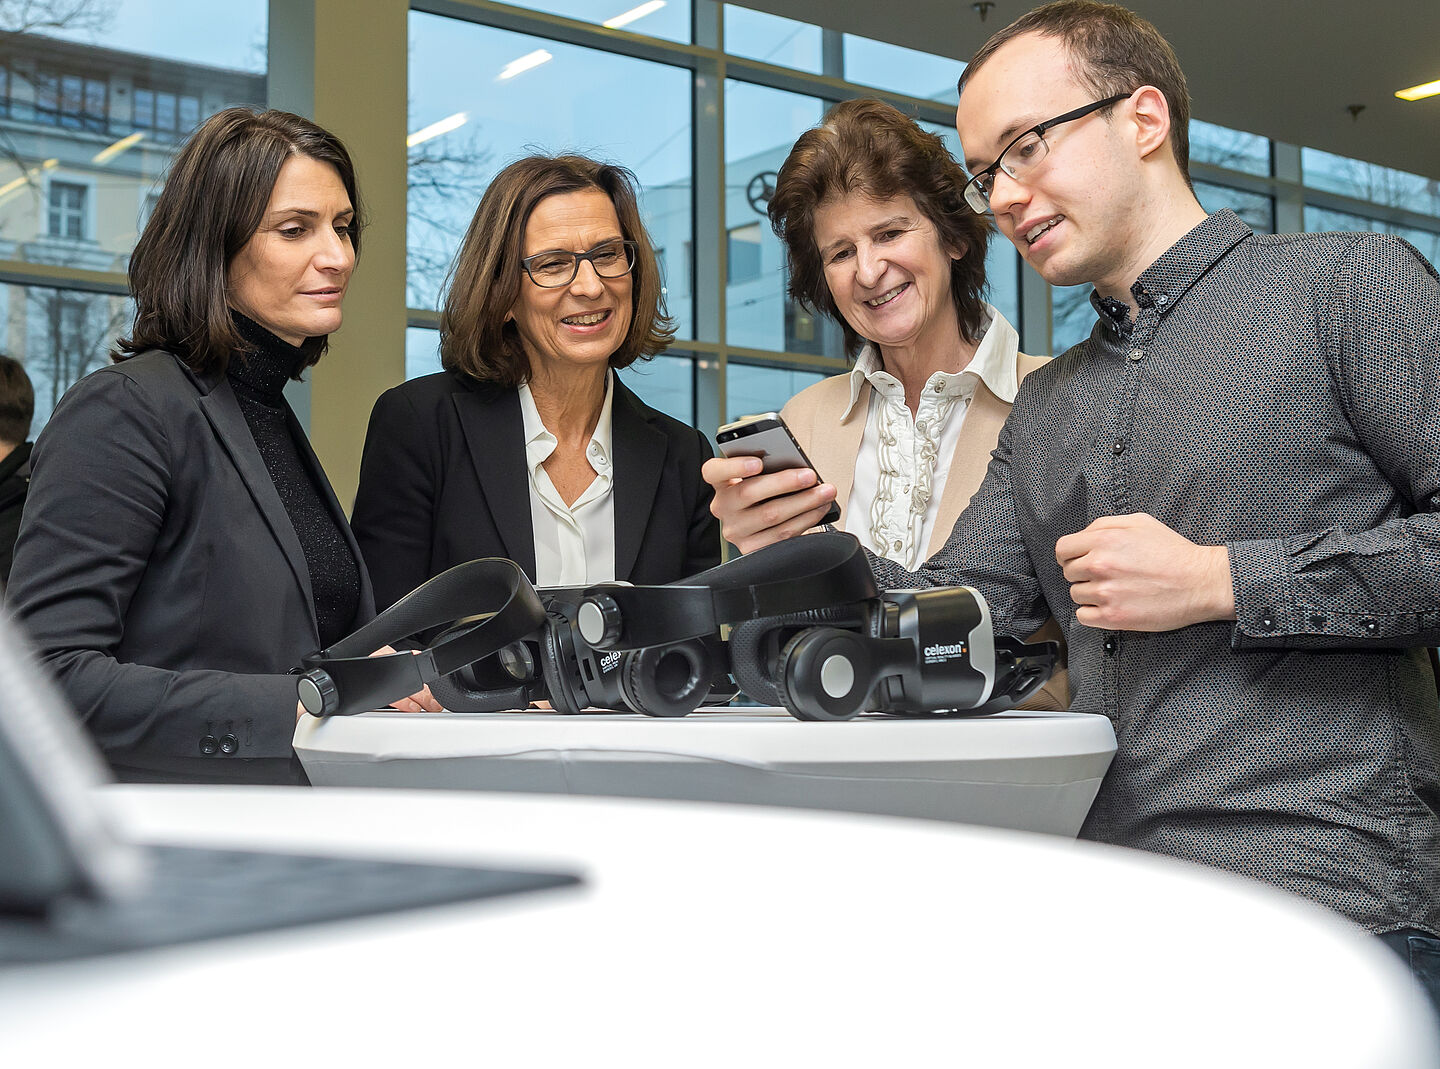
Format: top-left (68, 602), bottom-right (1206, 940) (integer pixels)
top-left (296, 707), bottom-right (1116, 835)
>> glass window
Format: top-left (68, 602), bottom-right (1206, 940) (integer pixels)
top-left (8, 284), bottom-right (133, 432)
top-left (725, 361), bottom-right (827, 423)
top-left (726, 222), bottom-right (762, 283)
top-left (1302, 148), bottom-right (1440, 215)
top-left (723, 5), bottom-right (822, 73)
top-left (724, 80), bottom-right (825, 354)
top-left (842, 36), bottom-right (959, 105)
top-left (46, 181), bottom-right (87, 239)
top-left (0, 1), bottom-right (266, 279)
top-left (1303, 205), bottom-right (1440, 268)
top-left (618, 352), bottom-right (695, 426)
top-left (488, 0), bottom-right (690, 44)
top-left (1189, 119), bottom-right (1269, 177)
top-left (1194, 180), bottom-right (1273, 234)
top-left (407, 11), bottom-right (693, 344)
top-left (1050, 284), bottom-right (1096, 355)
top-left (405, 326), bottom-right (442, 383)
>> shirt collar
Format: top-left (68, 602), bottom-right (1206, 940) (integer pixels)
top-left (517, 370), bottom-right (615, 474)
top-left (842, 304), bottom-right (1021, 418)
top-left (1089, 209), bottom-right (1253, 336)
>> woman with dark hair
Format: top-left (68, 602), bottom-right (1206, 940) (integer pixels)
top-left (352, 154), bottom-right (719, 611)
top-left (704, 98), bottom-right (1066, 708)
top-left (7, 106), bottom-right (436, 785)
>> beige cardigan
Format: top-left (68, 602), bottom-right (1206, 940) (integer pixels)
top-left (782, 351), bottom-right (1069, 710)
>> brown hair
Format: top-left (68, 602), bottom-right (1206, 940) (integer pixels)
top-left (440, 155), bottom-right (673, 386)
top-left (767, 98), bottom-right (992, 357)
top-left (0, 354), bottom-right (34, 445)
top-left (959, 0), bottom-right (1192, 187)
top-left (117, 107), bottom-right (363, 377)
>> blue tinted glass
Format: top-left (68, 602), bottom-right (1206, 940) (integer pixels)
top-left (724, 80), bottom-right (826, 354)
top-left (1303, 205), bottom-right (1440, 267)
top-left (1189, 119), bottom-right (1269, 177)
top-left (1194, 181), bottom-right (1274, 234)
top-left (408, 12), bottom-right (693, 339)
top-left (843, 36), bottom-right (959, 105)
top-left (405, 327), bottom-right (442, 382)
top-left (723, 5), bottom-right (822, 72)
top-left (619, 352), bottom-right (695, 425)
top-left (1050, 285), bottom-right (1096, 355)
top-left (1301, 148), bottom-right (1440, 216)
top-left (14, 285), bottom-right (133, 432)
top-left (495, 0), bottom-right (690, 43)
top-left (726, 362), bottom-right (828, 423)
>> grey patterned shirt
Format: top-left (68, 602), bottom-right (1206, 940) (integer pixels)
top-left (871, 209), bottom-right (1440, 935)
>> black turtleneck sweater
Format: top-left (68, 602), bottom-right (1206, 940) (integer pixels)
top-left (229, 313), bottom-right (360, 649)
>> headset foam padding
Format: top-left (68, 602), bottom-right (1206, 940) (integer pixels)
top-left (619, 640), bottom-right (716, 718)
top-left (540, 615), bottom-right (585, 716)
top-left (729, 605), bottom-right (867, 706)
top-left (775, 627), bottom-right (874, 721)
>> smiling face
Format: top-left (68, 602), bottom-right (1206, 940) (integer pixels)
top-left (507, 188), bottom-right (634, 379)
top-left (956, 31), bottom-right (1144, 293)
top-left (812, 192), bottom-right (961, 357)
top-left (227, 154), bottom-right (355, 345)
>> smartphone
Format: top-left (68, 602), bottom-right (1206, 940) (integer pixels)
top-left (715, 412), bottom-right (842, 526)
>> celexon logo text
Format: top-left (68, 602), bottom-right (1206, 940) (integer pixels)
top-left (923, 642), bottom-right (968, 664)
top-left (600, 651), bottom-right (623, 672)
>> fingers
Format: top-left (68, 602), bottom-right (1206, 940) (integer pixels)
top-left (702, 455), bottom-right (762, 488)
top-left (708, 462), bottom-right (836, 553)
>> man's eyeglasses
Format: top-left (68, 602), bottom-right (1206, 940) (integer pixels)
top-left (521, 239), bottom-right (638, 288)
top-left (962, 93), bottom-right (1132, 214)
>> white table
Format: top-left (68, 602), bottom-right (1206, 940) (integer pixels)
top-left (295, 707), bottom-right (1117, 835)
top-left (0, 785), bottom-right (1433, 1067)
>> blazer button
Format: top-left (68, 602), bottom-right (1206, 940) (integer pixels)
top-left (220, 733), bottom-right (239, 755)
top-left (1362, 618), bottom-right (1379, 635)
top-left (199, 734), bottom-right (218, 755)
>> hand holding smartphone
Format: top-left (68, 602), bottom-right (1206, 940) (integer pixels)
top-left (715, 412), bottom-right (842, 526)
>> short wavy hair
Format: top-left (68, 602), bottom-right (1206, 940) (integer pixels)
top-left (767, 98), bottom-right (992, 358)
top-left (117, 107), bottom-right (362, 377)
top-left (440, 155), bottom-right (673, 386)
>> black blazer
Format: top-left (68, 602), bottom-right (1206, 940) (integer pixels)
top-left (6, 351), bottom-right (373, 784)
top-left (352, 371), bottom-right (721, 610)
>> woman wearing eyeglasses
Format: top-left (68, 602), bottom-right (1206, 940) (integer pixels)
top-left (352, 154), bottom-right (720, 610)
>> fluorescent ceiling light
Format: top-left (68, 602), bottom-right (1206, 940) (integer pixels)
top-left (1395, 78), bottom-right (1440, 102)
top-left (407, 112), bottom-right (468, 148)
top-left (0, 158), bottom-right (59, 205)
top-left (498, 49), bottom-right (552, 80)
top-left (92, 131), bottom-right (145, 165)
top-left (604, 1), bottom-right (666, 29)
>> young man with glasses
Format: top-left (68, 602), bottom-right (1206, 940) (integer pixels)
top-left (704, 0), bottom-right (1440, 1009)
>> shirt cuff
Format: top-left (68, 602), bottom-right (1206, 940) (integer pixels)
top-left (1228, 537), bottom-right (1294, 647)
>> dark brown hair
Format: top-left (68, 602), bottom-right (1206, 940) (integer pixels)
top-left (117, 107), bottom-right (363, 377)
top-left (767, 98), bottom-right (992, 358)
top-left (0, 354), bottom-right (34, 445)
top-left (959, 0), bottom-right (1192, 187)
top-left (440, 155), bottom-right (673, 386)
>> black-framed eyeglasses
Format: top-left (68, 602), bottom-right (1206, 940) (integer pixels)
top-left (520, 239), bottom-right (638, 288)
top-left (962, 93), bottom-right (1132, 214)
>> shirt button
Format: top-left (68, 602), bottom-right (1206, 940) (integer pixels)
top-left (1128, 349), bottom-right (1144, 362)
top-left (1309, 613), bottom-right (1328, 627)
top-left (1103, 638), bottom-right (1116, 654)
top-left (915, 420), bottom-right (927, 432)
top-left (1111, 440), bottom-right (1127, 455)
top-left (933, 383), bottom-right (944, 393)
top-left (1259, 611), bottom-right (1276, 631)
top-left (892, 540), bottom-right (903, 552)
top-left (1363, 618), bottom-right (1379, 635)
top-left (1155, 294), bottom-right (1169, 305)
top-left (588, 443), bottom-right (601, 456)
top-left (199, 734), bottom-right (218, 756)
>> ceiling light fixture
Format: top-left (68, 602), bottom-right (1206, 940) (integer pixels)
top-left (498, 50), bottom-right (553, 80)
top-left (407, 112), bottom-right (468, 148)
top-left (604, 1), bottom-right (665, 29)
top-left (1395, 78), bottom-right (1440, 102)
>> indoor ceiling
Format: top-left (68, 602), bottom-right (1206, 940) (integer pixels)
top-left (749, 0), bottom-right (1440, 184)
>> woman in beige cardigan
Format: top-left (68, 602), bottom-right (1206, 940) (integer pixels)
top-left (707, 99), bottom-right (1066, 708)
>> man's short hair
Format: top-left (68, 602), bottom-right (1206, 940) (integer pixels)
top-left (959, 1), bottom-right (1193, 188)
top-left (0, 355), bottom-right (34, 446)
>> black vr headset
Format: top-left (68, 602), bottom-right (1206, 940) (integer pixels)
top-left (296, 533), bottom-right (1058, 721)
top-left (572, 533), bottom-right (1061, 721)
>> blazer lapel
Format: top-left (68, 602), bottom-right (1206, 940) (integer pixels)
top-left (452, 384), bottom-right (537, 579)
top-left (929, 380), bottom-right (1010, 558)
top-left (610, 379), bottom-right (667, 580)
top-left (197, 377), bottom-right (319, 638)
